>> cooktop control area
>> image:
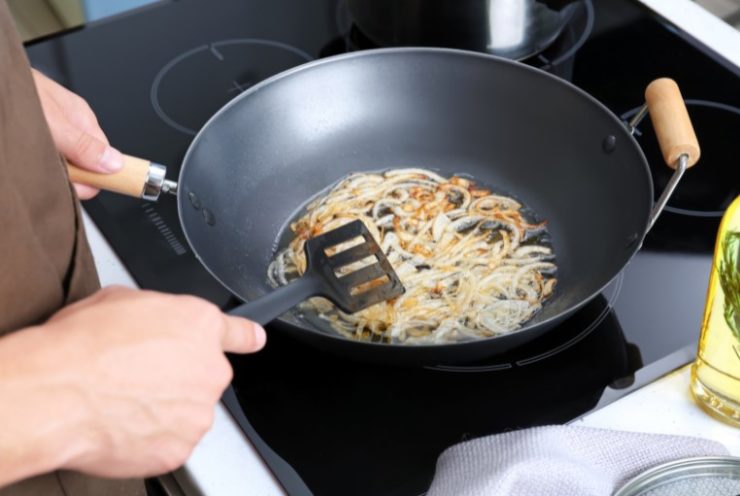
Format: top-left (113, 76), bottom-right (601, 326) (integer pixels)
top-left (26, 1), bottom-right (739, 494)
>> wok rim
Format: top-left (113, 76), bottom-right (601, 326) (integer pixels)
top-left (176, 46), bottom-right (654, 352)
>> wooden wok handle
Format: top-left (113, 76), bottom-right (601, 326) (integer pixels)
top-left (66, 154), bottom-right (175, 200)
top-left (645, 78), bottom-right (700, 169)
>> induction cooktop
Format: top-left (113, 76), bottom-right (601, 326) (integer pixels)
top-left (25, 1), bottom-right (740, 494)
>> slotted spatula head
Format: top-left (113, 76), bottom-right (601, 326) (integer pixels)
top-left (303, 220), bottom-right (405, 313)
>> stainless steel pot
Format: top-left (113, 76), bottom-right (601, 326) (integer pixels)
top-left (347, 0), bottom-right (579, 60)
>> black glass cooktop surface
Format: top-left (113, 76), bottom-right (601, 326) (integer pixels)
top-left (25, 1), bottom-right (739, 494)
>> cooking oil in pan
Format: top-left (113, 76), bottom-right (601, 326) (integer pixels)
top-left (691, 195), bottom-right (740, 427)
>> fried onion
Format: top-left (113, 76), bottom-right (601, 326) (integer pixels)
top-left (267, 169), bottom-right (557, 344)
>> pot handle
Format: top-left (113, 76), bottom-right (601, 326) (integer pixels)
top-left (634, 78), bottom-right (701, 230)
top-left (66, 155), bottom-right (177, 201)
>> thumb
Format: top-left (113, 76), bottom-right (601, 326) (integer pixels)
top-left (59, 125), bottom-right (123, 173)
top-left (220, 316), bottom-right (267, 354)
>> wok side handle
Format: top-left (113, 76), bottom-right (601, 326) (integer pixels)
top-left (642, 78), bottom-right (701, 231)
top-left (228, 275), bottom-right (322, 326)
top-left (66, 155), bottom-right (178, 200)
top-left (645, 78), bottom-right (701, 169)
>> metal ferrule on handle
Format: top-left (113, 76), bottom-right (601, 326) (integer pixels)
top-left (629, 78), bottom-right (701, 230)
top-left (142, 163), bottom-right (179, 200)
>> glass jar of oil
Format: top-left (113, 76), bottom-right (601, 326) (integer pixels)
top-left (691, 196), bottom-right (740, 427)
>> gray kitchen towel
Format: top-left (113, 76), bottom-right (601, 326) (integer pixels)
top-left (427, 425), bottom-right (729, 496)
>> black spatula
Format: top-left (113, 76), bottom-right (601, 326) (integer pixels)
top-left (229, 220), bottom-right (405, 326)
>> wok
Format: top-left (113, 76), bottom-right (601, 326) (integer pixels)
top-left (68, 48), bottom-right (700, 365)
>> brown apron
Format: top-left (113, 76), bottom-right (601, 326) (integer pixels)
top-left (0, 3), bottom-right (144, 495)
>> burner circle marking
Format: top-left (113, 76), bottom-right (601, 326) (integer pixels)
top-left (531, 0), bottom-right (594, 71)
top-left (621, 99), bottom-right (740, 217)
top-left (151, 39), bottom-right (313, 135)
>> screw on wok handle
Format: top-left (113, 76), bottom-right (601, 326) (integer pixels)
top-left (66, 154), bottom-right (177, 200)
top-left (645, 78), bottom-right (701, 169)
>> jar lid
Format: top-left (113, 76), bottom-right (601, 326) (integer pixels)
top-left (614, 456), bottom-right (740, 496)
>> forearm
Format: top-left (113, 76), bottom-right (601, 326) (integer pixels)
top-left (0, 325), bottom-right (90, 487)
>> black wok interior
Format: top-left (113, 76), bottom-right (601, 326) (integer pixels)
top-left (178, 48), bottom-right (653, 364)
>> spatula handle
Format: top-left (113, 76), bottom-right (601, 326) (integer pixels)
top-left (228, 276), bottom-right (322, 326)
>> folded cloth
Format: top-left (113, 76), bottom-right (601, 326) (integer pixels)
top-left (426, 425), bottom-right (729, 496)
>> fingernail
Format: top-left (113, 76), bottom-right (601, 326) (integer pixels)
top-left (100, 146), bottom-right (124, 172)
top-left (253, 324), bottom-right (267, 349)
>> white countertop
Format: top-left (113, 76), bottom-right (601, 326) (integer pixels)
top-left (640, 0), bottom-right (740, 68)
top-left (81, 1), bottom-right (740, 493)
top-left (575, 365), bottom-right (740, 455)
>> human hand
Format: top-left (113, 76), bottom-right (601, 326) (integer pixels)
top-left (26, 286), bottom-right (264, 478)
top-left (32, 69), bottom-right (123, 199)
